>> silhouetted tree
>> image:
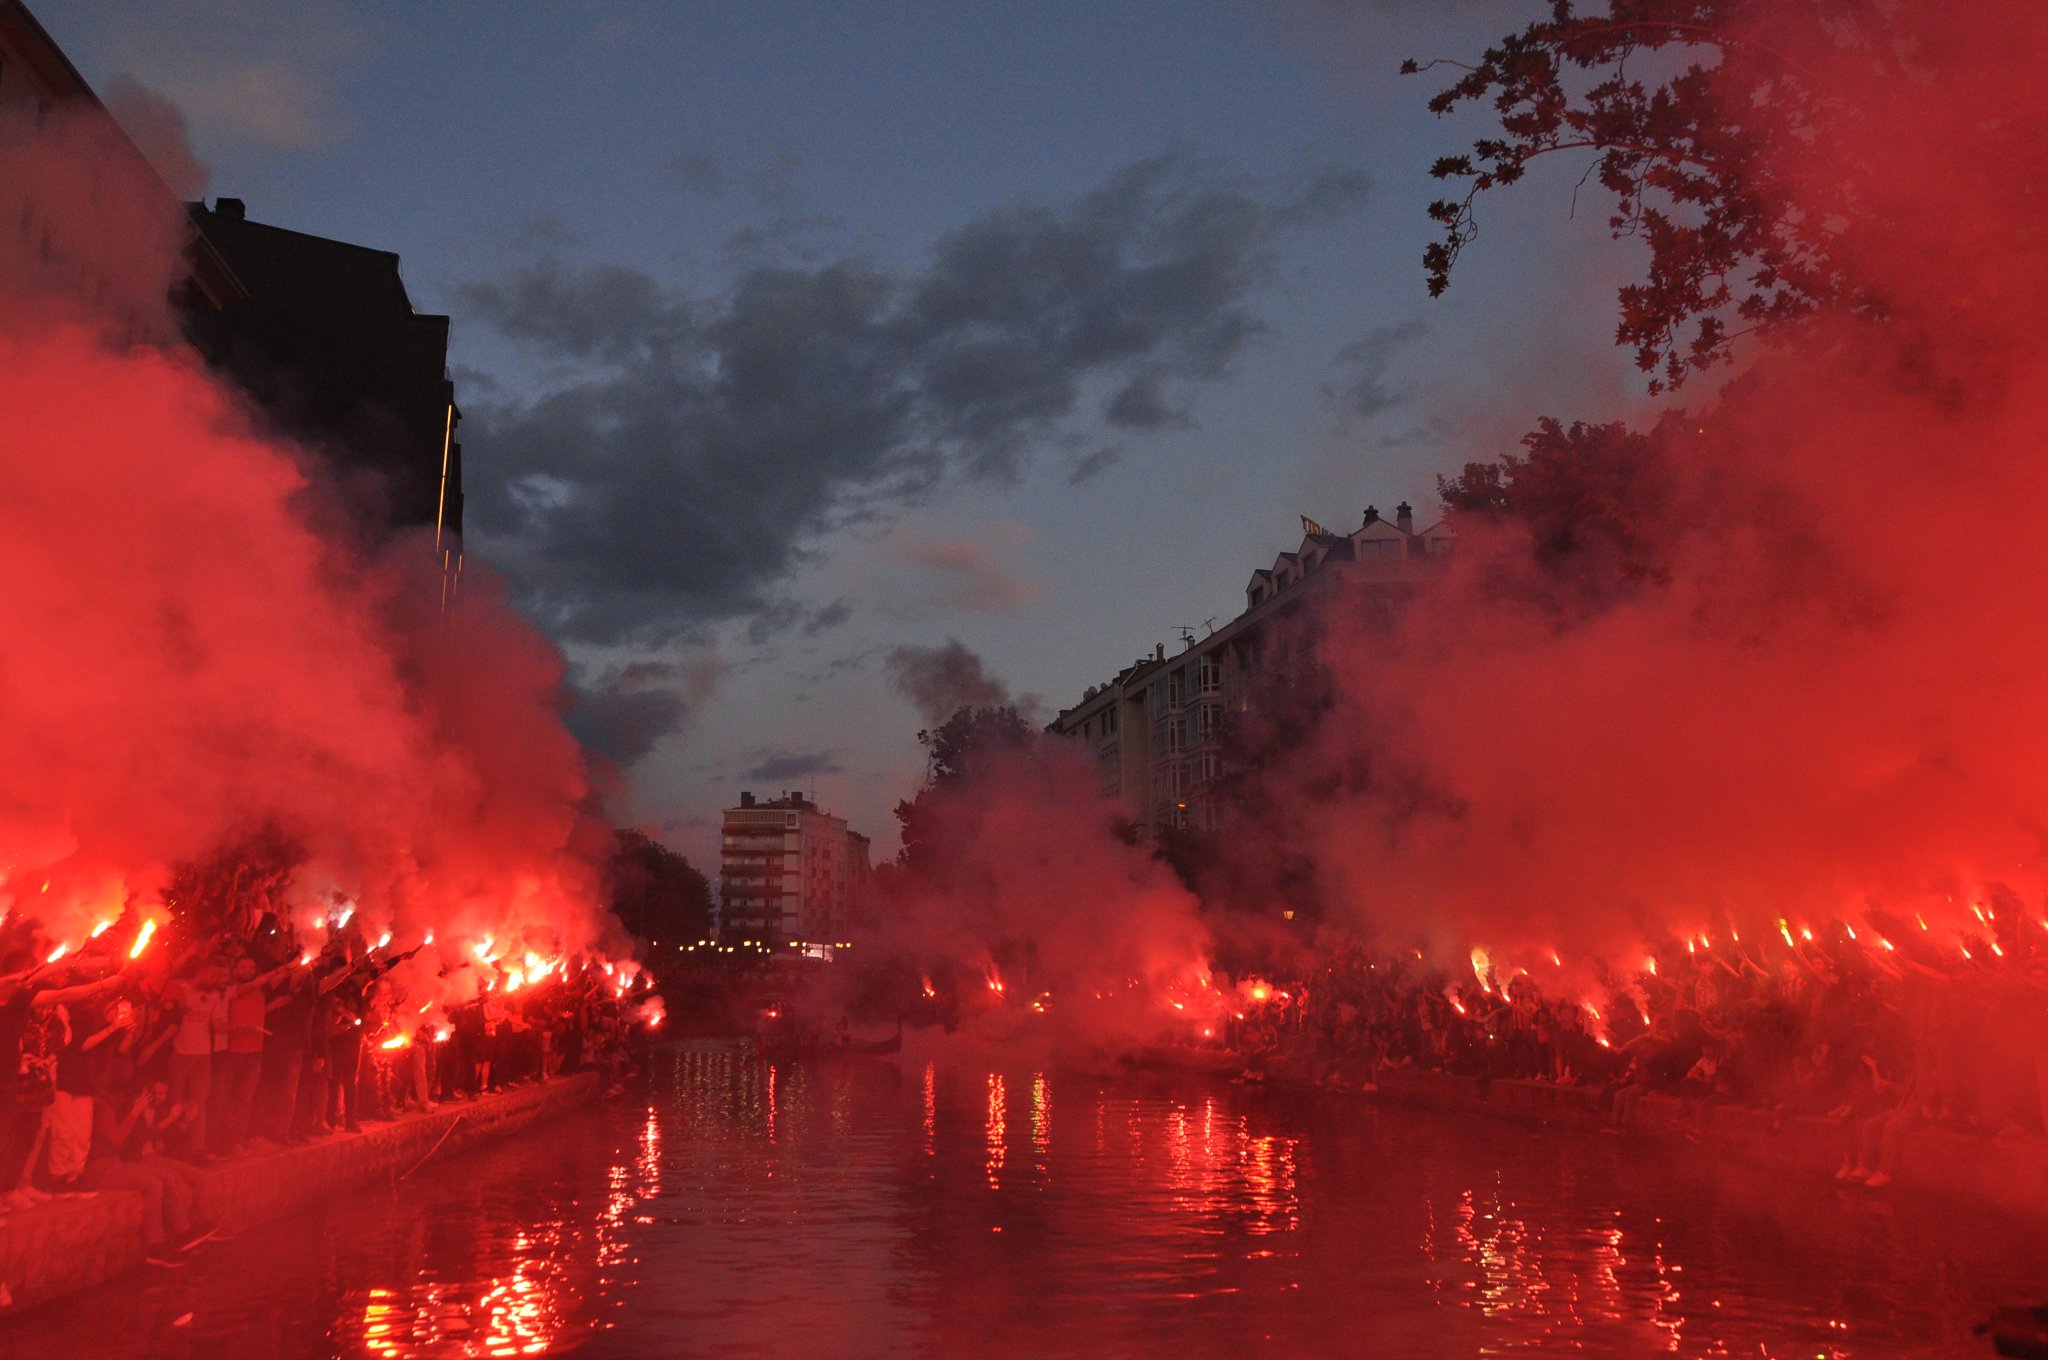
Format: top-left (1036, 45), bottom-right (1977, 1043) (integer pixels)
top-left (893, 705), bottom-right (1037, 870)
top-left (605, 829), bottom-right (713, 946)
top-left (1438, 415), bottom-right (1676, 604)
top-left (1409, 1), bottom-right (1908, 389)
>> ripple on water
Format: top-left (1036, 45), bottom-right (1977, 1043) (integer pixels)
top-left (4, 1050), bottom-right (2046, 1358)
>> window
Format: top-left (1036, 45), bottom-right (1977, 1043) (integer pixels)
top-left (1197, 658), bottom-right (1222, 694)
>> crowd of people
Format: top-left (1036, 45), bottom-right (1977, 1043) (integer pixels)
top-left (0, 906), bottom-right (652, 1265)
top-left (1220, 909), bottom-right (2048, 1187)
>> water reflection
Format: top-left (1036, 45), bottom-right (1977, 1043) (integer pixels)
top-left (8, 1049), bottom-right (2047, 1359)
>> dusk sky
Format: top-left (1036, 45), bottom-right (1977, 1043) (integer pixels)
top-left (46, 1), bottom-right (1650, 865)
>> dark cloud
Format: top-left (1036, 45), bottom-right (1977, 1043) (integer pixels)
top-left (667, 151), bottom-right (728, 196)
top-left (740, 749), bottom-right (843, 783)
top-left (565, 657), bottom-right (721, 767)
top-left (1324, 318), bottom-right (1427, 423)
top-left (1104, 369), bottom-right (1189, 430)
top-left (459, 151), bottom-right (1370, 645)
top-left (1066, 445), bottom-right (1123, 485)
top-left (741, 596), bottom-right (857, 646)
top-left (803, 598), bottom-right (852, 634)
top-left (508, 215), bottom-right (581, 253)
top-left (883, 639), bottom-right (1014, 726)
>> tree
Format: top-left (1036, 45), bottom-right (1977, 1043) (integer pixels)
top-left (893, 705), bottom-right (1037, 870)
top-left (605, 829), bottom-right (713, 946)
top-left (1438, 415), bottom-right (1675, 602)
top-left (1409, 1), bottom-right (1904, 390)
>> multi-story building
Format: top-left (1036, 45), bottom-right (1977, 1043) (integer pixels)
top-left (183, 199), bottom-right (464, 554)
top-left (1, 4), bottom-right (460, 577)
top-left (719, 792), bottom-right (872, 949)
top-left (1051, 502), bottom-right (1453, 834)
top-left (0, 0), bottom-right (244, 331)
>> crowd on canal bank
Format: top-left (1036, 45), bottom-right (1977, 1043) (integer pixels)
top-left (0, 914), bottom-right (651, 1264)
top-left (1223, 917), bottom-right (2048, 1188)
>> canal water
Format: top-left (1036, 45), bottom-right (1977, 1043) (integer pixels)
top-left (7, 1043), bottom-right (2044, 1358)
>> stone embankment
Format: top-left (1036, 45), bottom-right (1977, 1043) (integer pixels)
top-left (1367, 1066), bottom-right (2048, 1213)
top-left (0, 1072), bottom-right (598, 1315)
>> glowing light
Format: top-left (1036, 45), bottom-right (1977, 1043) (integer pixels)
top-left (434, 1028), bottom-right (452, 1043)
top-left (1550, 950), bottom-right (1562, 967)
top-left (45, 944), bottom-right (67, 964)
top-left (1779, 919), bottom-right (1796, 948)
top-left (375, 932), bottom-right (392, 950)
top-left (1644, 956), bottom-right (1658, 976)
top-left (1250, 983), bottom-right (1271, 1002)
top-left (89, 919), bottom-right (114, 939)
top-left (129, 918), bottom-right (157, 959)
top-left (1844, 923), bottom-right (1858, 941)
top-left (474, 938), bottom-right (494, 960)
top-left (1800, 927), bottom-right (1814, 943)
top-left (380, 1034), bottom-right (410, 1050)
top-left (424, 930), bottom-right (435, 945)
top-left (920, 974), bottom-right (936, 999)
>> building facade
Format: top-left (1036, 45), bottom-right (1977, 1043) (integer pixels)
top-left (719, 792), bottom-right (872, 949)
top-left (183, 199), bottom-right (463, 554)
top-left (1050, 502), bottom-right (1453, 835)
top-left (0, 0), bottom-right (244, 333)
top-left (2, 3), bottom-right (459, 583)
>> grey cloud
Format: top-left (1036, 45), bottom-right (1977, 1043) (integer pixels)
top-left (1066, 445), bottom-right (1123, 485)
top-left (883, 639), bottom-right (1014, 726)
top-left (1324, 318), bottom-right (1428, 423)
top-left (1104, 370), bottom-right (1188, 430)
top-left (1279, 163), bottom-right (1372, 226)
top-left (803, 599), bottom-right (853, 635)
top-left (565, 657), bottom-right (722, 768)
top-left (462, 150), bottom-right (1370, 645)
top-left (740, 750), bottom-right (843, 783)
top-left (667, 152), bottom-right (728, 196)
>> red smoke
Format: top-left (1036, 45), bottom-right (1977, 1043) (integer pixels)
top-left (1284, 2), bottom-right (2048, 973)
top-left (0, 101), bottom-right (623, 989)
top-left (871, 743), bottom-right (1221, 1051)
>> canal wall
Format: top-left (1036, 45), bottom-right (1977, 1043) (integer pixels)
top-left (0, 1073), bottom-right (599, 1316)
top-left (1368, 1066), bottom-right (2048, 1214)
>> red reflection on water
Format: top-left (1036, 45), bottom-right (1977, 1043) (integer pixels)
top-left (923, 1061), bottom-right (937, 1158)
top-left (354, 1227), bottom-right (579, 1358)
top-left (1030, 1072), bottom-right (1051, 1172)
top-left (986, 1072), bottom-right (1008, 1189)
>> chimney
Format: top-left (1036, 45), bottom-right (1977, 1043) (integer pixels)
top-left (1155, 643), bottom-right (1166, 662)
top-left (1361, 504), bottom-right (1379, 526)
top-left (215, 197), bottom-right (246, 221)
top-left (1396, 502), bottom-right (1414, 533)
top-left (740, 791), bottom-right (755, 808)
